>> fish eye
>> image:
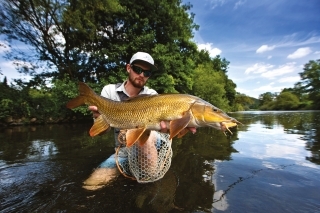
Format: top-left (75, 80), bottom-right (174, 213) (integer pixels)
top-left (212, 107), bottom-right (219, 112)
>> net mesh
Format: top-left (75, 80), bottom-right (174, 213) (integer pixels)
top-left (116, 131), bottom-right (172, 183)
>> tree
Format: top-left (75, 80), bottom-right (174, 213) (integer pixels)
top-left (258, 92), bottom-right (277, 110)
top-left (193, 52), bottom-right (237, 108)
top-left (274, 91), bottom-right (300, 110)
top-left (233, 93), bottom-right (255, 111)
top-left (295, 59), bottom-right (320, 109)
top-left (192, 63), bottom-right (229, 110)
top-left (0, 0), bottom-right (199, 93)
top-left (0, 0), bottom-right (123, 82)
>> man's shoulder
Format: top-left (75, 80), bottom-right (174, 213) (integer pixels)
top-left (143, 86), bottom-right (158, 95)
top-left (101, 83), bottom-right (122, 99)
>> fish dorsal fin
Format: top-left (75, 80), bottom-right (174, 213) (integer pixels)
top-left (126, 127), bottom-right (147, 147)
top-left (89, 115), bottom-right (111, 137)
top-left (169, 110), bottom-right (192, 139)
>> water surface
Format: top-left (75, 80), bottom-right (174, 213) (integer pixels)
top-left (0, 111), bottom-right (320, 212)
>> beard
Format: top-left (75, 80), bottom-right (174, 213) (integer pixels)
top-left (128, 74), bottom-right (146, 88)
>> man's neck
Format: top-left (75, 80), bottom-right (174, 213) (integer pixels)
top-left (124, 80), bottom-right (143, 97)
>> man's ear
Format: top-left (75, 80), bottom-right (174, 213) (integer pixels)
top-left (126, 64), bottom-right (131, 73)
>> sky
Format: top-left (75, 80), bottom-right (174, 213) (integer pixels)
top-left (184, 0), bottom-right (320, 98)
top-left (1, 0), bottom-right (320, 98)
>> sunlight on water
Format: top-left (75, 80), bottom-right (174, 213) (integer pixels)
top-left (236, 123), bottom-right (310, 162)
top-left (27, 140), bottom-right (58, 160)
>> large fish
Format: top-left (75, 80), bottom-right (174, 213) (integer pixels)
top-left (66, 82), bottom-right (240, 147)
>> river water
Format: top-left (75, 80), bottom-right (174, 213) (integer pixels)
top-left (0, 111), bottom-right (320, 213)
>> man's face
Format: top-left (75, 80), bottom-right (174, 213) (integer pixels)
top-left (127, 62), bottom-right (151, 89)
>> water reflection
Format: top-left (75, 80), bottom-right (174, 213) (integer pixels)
top-left (0, 111), bottom-right (320, 212)
top-left (232, 111), bottom-right (320, 165)
top-left (171, 127), bottom-right (238, 212)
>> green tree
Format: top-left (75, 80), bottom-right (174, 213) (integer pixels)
top-left (295, 59), bottom-right (320, 109)
top-left (0, 0), bottom-right (199, 94)
top-left (273, 91), bottom-right (300, 110)
top-left (193, 52), bottom-right (237, 108)
top-left (281, 87), bottom-right (312, 109)
top-left (192, 63), bottom-right (229, 110)
top-left (258, 92), bottom-right (277, 110)
top-left (233, 93), bottom-right (255, 111)
top-left (0, 0), bottom-right (122, 82)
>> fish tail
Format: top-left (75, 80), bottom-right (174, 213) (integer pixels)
top-left (66, 82), bottom-right (96, 109)
top-left (66, 96), bottom-right (86, 109)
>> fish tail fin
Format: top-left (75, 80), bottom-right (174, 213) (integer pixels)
top-left (66, 82), bottom-right (95, 109)
top-left (66, 96), bottom-right (85, 109)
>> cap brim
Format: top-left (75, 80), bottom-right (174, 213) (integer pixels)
top-left (131, 59), bottom-right (158, 71)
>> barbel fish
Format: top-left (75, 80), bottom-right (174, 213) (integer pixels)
top-left (66, 82), bottom-right (240, 147)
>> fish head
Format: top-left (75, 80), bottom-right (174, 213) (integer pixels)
top-left (190, 101), bottom-right (240, 132)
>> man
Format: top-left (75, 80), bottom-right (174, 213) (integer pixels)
top-left (83, 52), bottom-right (195, 190)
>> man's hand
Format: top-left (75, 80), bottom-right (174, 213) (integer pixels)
top-left (88, 106), bottom-right (100, 119)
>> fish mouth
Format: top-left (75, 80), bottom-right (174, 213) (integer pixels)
top-left (207, 121), bottom-right (238, 135)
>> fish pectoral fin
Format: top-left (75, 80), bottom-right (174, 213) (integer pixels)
top-left (89, 115), bottom-right (110, 137)
top-left (169, 110), bottom-right (192, 139)
top-left (138, 129), bottom-right (151, 146)
top-left (126, 128), bottom-right (147, 147)
top-left (177, 128), bottom-right (189, 138)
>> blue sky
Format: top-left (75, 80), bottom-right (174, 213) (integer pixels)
top-left (186, 0), bottom-right (320, 98)
top-left (1, 0), bottom-right (320, 98)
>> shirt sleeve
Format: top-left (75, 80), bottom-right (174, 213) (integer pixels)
top-left (100, 84), bottom-right (114, 99)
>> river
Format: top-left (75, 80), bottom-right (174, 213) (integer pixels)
top-left (0, 111), bottom-right (320, 213)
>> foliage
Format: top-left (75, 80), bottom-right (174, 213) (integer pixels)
top-left (0, 0), bottom-right (199, 94)
top-left (0, 0), bottom-right (123, 82)
top-left (273, 91), bottom-right (300, 110)
top-left (295, 59), bottom-right (320, 109)
top-left (233, 93), bottom-right (255, 111)
top-left (192, 63), bottom-right (229, 110)
top-left (258, 92), bottom-right (276, 110)
top-left (192, 52), bottom-right (237, 110)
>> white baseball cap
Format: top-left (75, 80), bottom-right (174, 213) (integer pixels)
top-left (129, 52), bottom-right (158, 71)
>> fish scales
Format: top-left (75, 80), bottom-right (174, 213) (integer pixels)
top-left (96, 94), bottom-right (196, 129)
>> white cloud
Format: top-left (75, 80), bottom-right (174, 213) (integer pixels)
top-left (197, 43), bottom-right (222, 57)
top-left (256, 45), bottom-right (276, 53)
top-left (287, 47), bottom-right (312, 59)
top-left (314, 51), bottom-right (320, 55)
top-left (234, 0), bottom-right (246, 9)
top-left (277, 34), bottom-right (320, 48)
top-left (245, 63), bottom-right (274, 74)
top-left (278, 76), bottom-right (300, 83)
top-left (267, 55), bottom-right (272, 59)
top-left (208, 0), bottom-right (227, 9)
top-left (245, 62), bottom-right (297, 79)
top-left (261, 62), bottom-right (296, 79)
top-left (254, 83), bottom-right (284, 92)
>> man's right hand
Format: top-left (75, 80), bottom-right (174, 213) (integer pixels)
top-left (88, 106), bottom-right (100, 119)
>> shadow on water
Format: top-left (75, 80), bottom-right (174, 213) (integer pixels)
top-left (1, 111), bottom-right (320, 212)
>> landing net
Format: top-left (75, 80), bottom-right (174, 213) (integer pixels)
top-left (116, 131), bottom-right (172, 183)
